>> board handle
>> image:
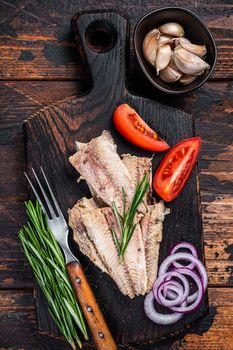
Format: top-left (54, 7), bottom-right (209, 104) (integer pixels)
top-left (67, 261), bottom-right (117, 350)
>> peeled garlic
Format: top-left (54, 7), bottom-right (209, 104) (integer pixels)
top-left (158, 35), bottom-right (174, 48)
top-left (155, 44), bottom-right (172, 74)
top-left (174, 37), bottom-right (191, 47)
top-left (193, 70), bottom-right (205, 76)
top-left (173, 47), bottom-right (210, 75)
top-left (142, 28), bottom-right (160, 65)
top-left (180, 74), bottom-right (198, 85)
top-left (159, 22), bottom-right (185, 37)
top-left (159, 65), bottom-right (182, 83)
top-left (178, 37), bottom-right (207, 58)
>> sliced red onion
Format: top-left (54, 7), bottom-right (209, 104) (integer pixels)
top-left (170, 242), bottom-right (198, 270)
top-left (144, 291), bottom-right (185, 325)
top-left (158, 252), bottom-right (208, 292)
top-left (158, 280), bottom-right (184, 307)
top-left (144, 243), bottom-right (208, 325)
top-left (153, 270), bottom-right (189, 307)
top-left (169, 268), bottom-right (204, 313)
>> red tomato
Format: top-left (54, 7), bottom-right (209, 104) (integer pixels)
top-left (153, 137), bottom-right (201, 202)
top-left (113, 104), bottom-right (170, 152)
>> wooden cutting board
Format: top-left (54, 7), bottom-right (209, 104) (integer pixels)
top-left (24, 10), bottom-right (208, 347)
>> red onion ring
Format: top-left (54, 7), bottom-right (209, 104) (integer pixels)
top-left (144, 243), bottom-right (208, 325)
top-left (158, 252), bottom-right (208, 292)
top-left (144, 291), bottom-right (185, 325)
top-left (153, 271), bottom-right (189, 307)
top-left (170, 242), bottom-right (198, 270)
top-left (169, 268), bottom-right (204, 313)
top-left (158, 280), bottom-right (184, 307)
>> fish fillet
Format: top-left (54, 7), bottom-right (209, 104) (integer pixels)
top-left (80, 208), bottom-right (135, 298)
top-left (69, 131), bottom-right (146, 214)
top-left (68, 198), bottom-right (108, 274)
top-left (103, 208), bottom-right (147, 295)
top-left (140, 202), bottom-right (170, 291)
top-left (122, 154), bottom-right (153, 204)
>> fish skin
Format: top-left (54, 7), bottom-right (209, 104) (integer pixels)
top-left (140, 202), bottom-right (170, 291)
top-left (80, 207), bottom-right (135, 298)
top-left (69, 131), bottom-right (146, 214)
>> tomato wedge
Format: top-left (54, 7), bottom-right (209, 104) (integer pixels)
top-left (113, 104), bottom-right (170, 152)
top-left (153, 137), bottom-right (201, 202)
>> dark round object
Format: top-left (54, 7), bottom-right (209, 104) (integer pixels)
top-left (85, 20), bottom-right (117, 53)
top-left (134, 7), bottom-right (217, 94)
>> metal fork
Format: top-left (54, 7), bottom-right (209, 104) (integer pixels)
top-left (25, 167), bottom-right (116, 350)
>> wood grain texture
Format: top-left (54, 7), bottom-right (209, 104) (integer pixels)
top-left (0, 0), bottom-right (233, 80)
top-left (67, 262), bottom-right (117, 350)
top-left (0, 0), bottom-right (232, 342)
top-left (23, 10), bottom-right (207, 345)
top-left (0, 287), bottom-right (232, 350)
top-left (0, 78), bottom-right (232, 348)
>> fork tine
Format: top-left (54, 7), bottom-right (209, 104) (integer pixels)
top-left (40, 166), bottom-right (64, 219)
top-left (32, 168), bottom-right (56, 219)
top-left (24, 171), bottom-right (47, 216)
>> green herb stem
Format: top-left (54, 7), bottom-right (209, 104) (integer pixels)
top-left (19, 200), bottom-right (88, 349)
top-left (111, 174), bottom-right (150, 259)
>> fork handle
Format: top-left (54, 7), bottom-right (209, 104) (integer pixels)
top-left (67, 262), bottom-right (117, 350)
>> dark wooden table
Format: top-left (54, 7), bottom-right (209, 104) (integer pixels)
top-left (0, 1), bottom-right (233, 349)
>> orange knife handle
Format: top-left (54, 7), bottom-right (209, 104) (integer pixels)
top-left (66, 262), bottom-right (117, 350)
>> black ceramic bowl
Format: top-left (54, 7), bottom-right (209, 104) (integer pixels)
top-left (134, 7), bottom-right (217, 94)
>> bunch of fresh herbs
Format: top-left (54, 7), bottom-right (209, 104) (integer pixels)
top-left (19, 200), bottom-right (88, 349)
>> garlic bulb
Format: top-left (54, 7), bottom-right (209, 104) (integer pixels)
top-left (178, 37), bottom-right (207, 58)
top-left (155, 44), bottom-right (172, 74)
top-left (158, 35), bottom-right (174, 48)
top-left (180, 74), bottom-right (198, 85)
top-left (159, 22), bottom-right (185, 37)
top-left (159, 65), bottom-right (182, 83)
top-left (142, 28), bottom-right (160, 65)
top-left (173, 47), bottom-right (210, 75)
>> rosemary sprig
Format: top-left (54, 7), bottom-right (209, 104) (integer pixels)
top-left (18, 200), bottom-right (88, 349)
top-left (111, 174), bottom-right (150, 259)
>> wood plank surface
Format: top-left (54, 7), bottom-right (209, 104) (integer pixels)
top-left (23, 10), bottom-right (207, 343)
top-left (0, 0), bottom-right (233, 346)
top-left (0, 1), bottom-right (233, 80)
top-left (0, 287), bottom-right (232, 350)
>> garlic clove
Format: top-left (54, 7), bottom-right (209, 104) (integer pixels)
top-left (173, 47), bottom-right (210, 75)
top-left (158, 34), bottom-right (174, 48)
top-left (174, 37), bottom-right (191, 47)
top-left (193, 70), bottom-right (205, 76)
top-left (178, 37), bottom-right (207, 58)
top-left (179, 74), bottom-right (198, 85)
top-left (168, 53), bottom-right (178, 70)
top-left (142, 29), bottom-right (160, 65)
top-left (159, 22), bottom-right (185, 37)
top-left (155, 44), bottom-right (172, 75)
top-left (159, 65), bottom-right (182, 83)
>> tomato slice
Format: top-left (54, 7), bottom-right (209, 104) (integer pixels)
top-left (153, 137), bottom-right (201, 202)
top-left (113, 104), bottom-right (170, 152)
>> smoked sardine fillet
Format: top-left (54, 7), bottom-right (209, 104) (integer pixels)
top-left (69, 131), bottom-right (146, 214)
top-left (140, 202), bottom-right (170, 291)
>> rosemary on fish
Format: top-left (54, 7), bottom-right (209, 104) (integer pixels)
top-left (18, 200), bottom-right (88, 350)
top-left (111, 174), bottom-right (150, 259)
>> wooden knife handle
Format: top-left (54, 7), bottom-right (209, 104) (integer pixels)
top-left (67, 261), bottom-right (117, 350)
